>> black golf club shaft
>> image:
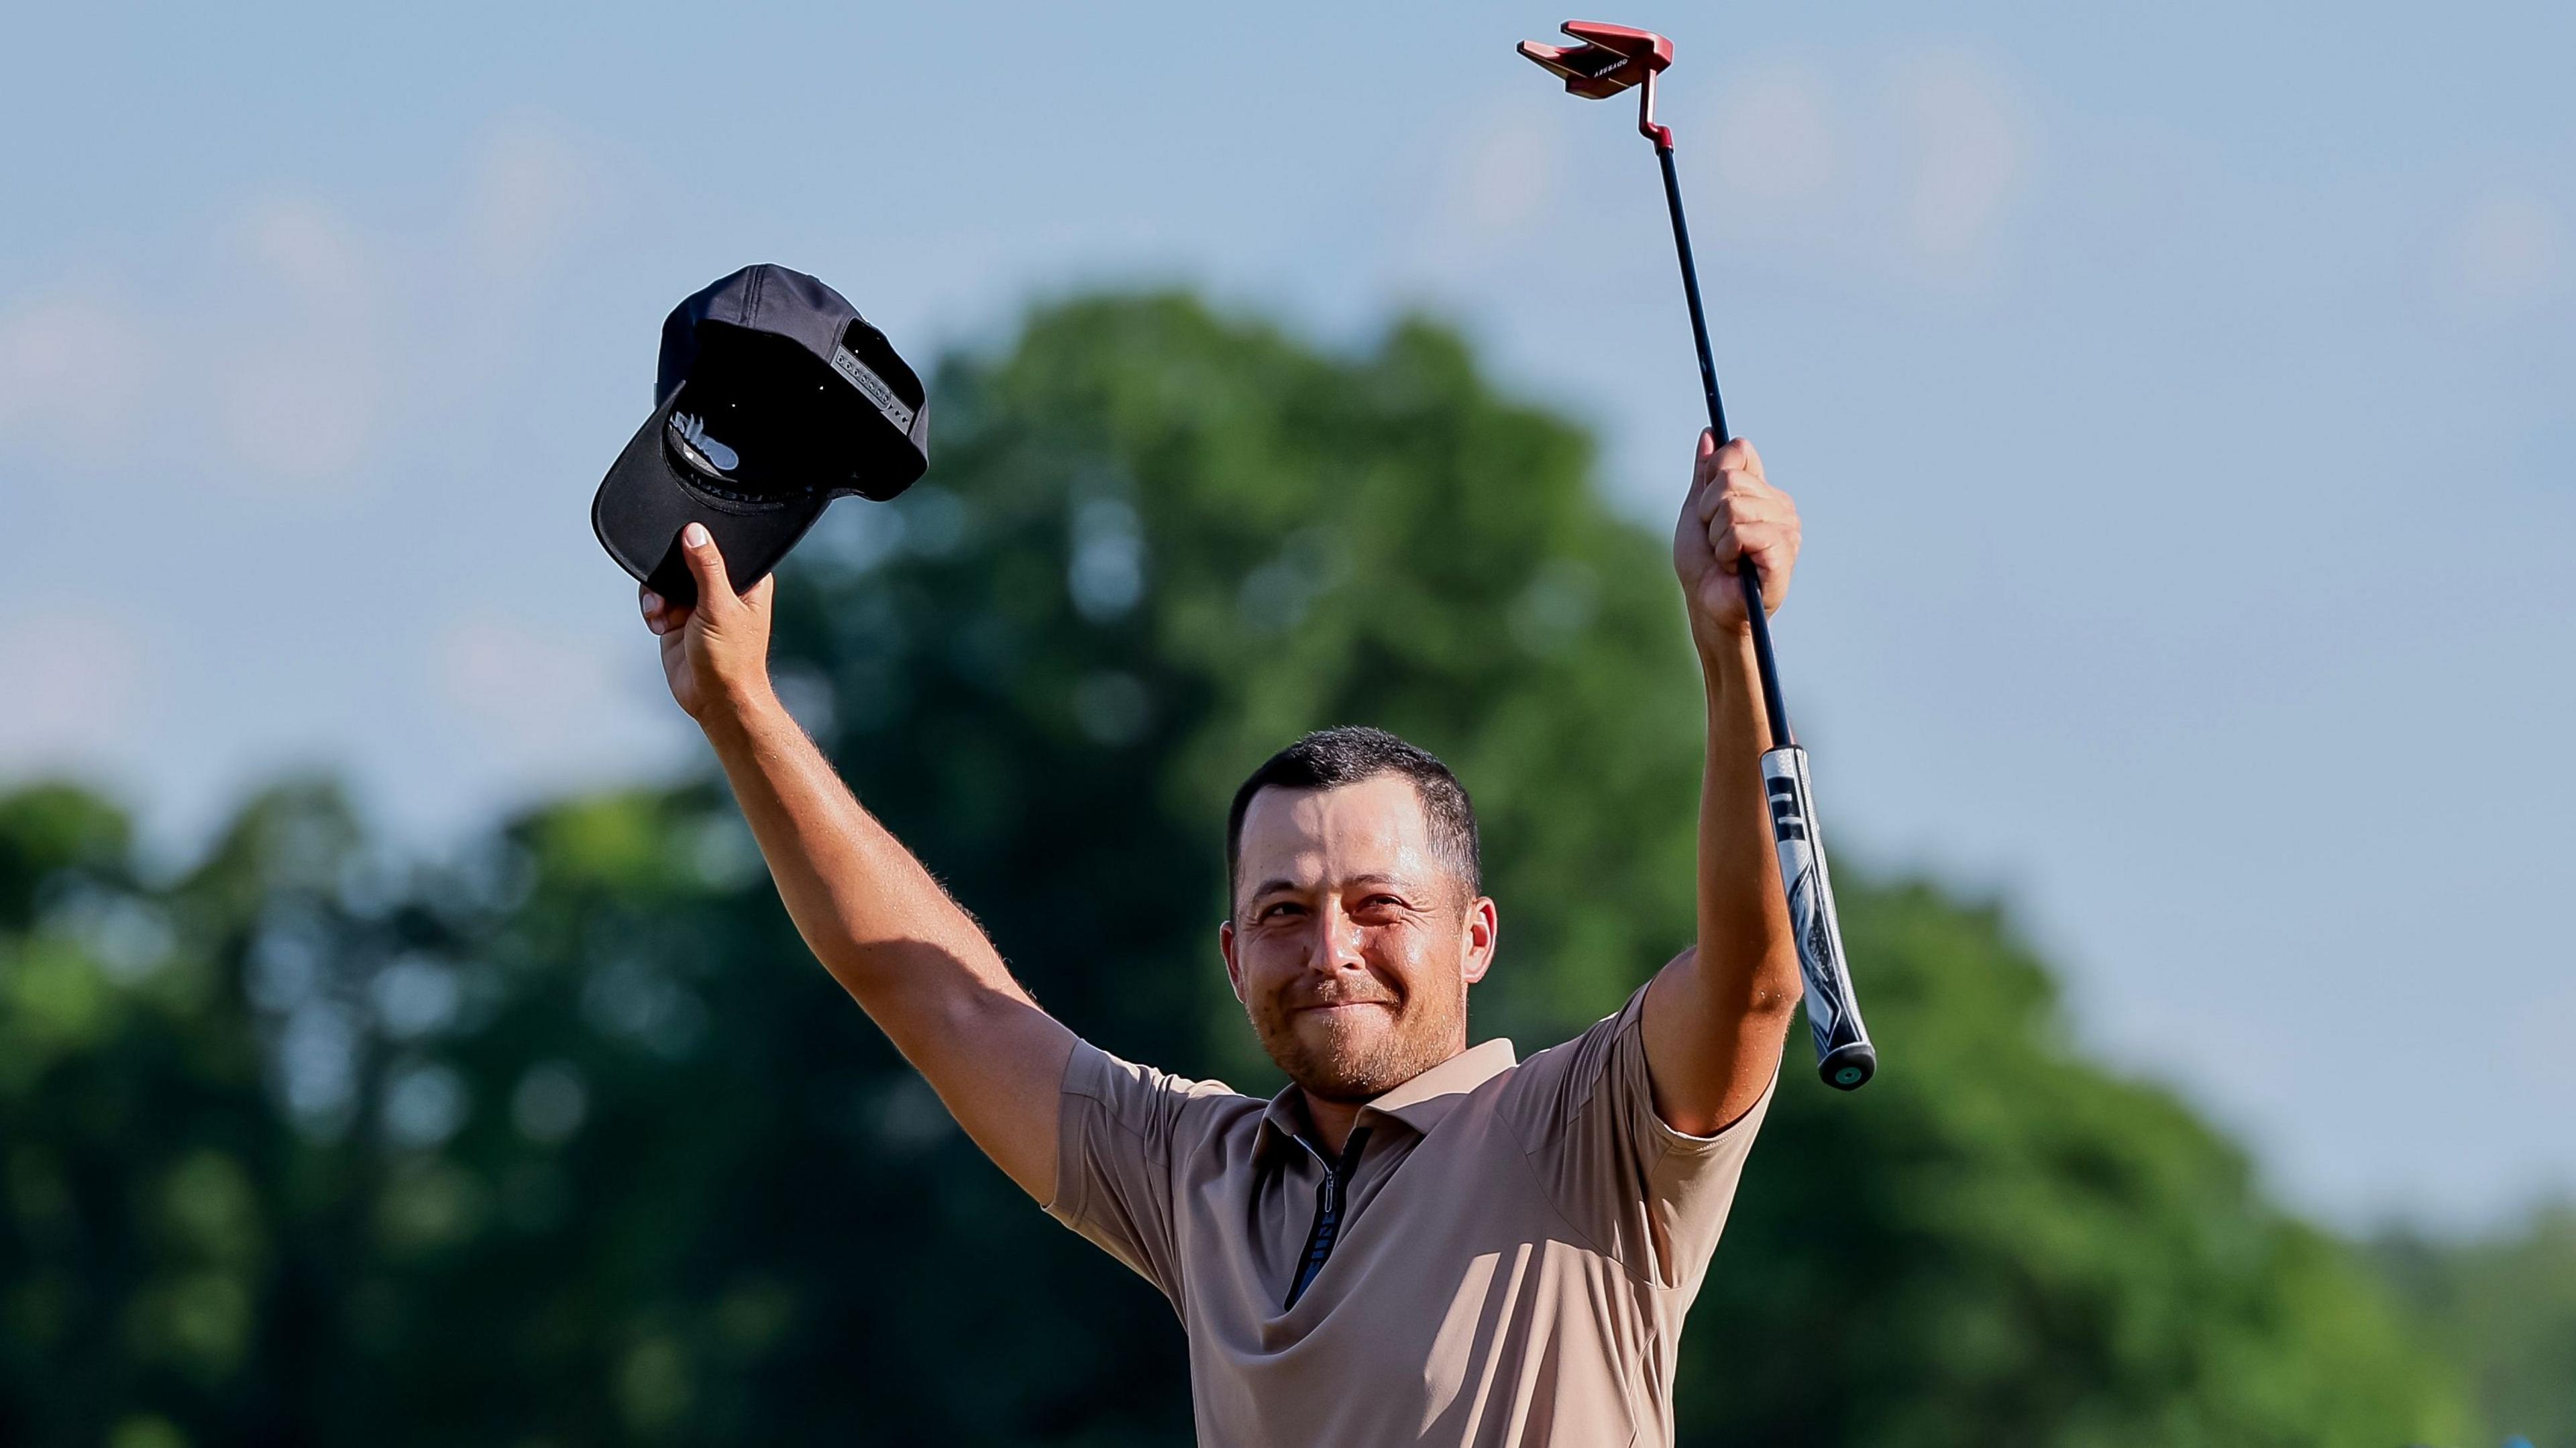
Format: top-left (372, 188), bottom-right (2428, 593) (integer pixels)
top-left (1652, 129), bottom-right (1874, 1089)
top-left (1516, 19), bottom-right (1876, 1086)
top-left (1654, 142), bottom-right (1794, 753)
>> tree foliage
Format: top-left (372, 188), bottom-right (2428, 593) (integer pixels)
top-left (2379, 1209), bottom-right (2576, 1447)
top-left (1, 294), bottom-right (2471, 1445)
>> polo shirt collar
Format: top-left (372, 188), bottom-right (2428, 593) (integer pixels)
top-left (1255, 1036), bottom-right (1519, 1162)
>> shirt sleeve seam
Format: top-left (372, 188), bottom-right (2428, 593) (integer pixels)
top-left (1046, 1044), bottom-right (1175, 1213)
top-left (1503, 1111), bottom-right (1624, 1269)
top-left (1049, 1076), bottom-right (1190, 1300)
top-left (1080, 1097), bottom-right (1173, 1189)
top-left (1506, 992), bottom-right (1766, 1289)
top-left (1040, 1048), bottom-right (1102, 1219)
top-left (1497, 1005), bottom-right (1635, 1274)
top-left (1642, 1076), bottom-right (1775, 1158)
top-left (1627, 979), bottom-right (1780, 1154)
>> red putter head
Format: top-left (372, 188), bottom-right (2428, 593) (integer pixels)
top-left (1516, 21), bottom-right (1671, 97)
top-left (1516, 20), bottom-right (1677, 145)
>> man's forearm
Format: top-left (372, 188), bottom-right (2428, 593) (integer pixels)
top-left (643, 528), bottom-right (1071, 1200)
top-left (1693, 633), bottom-right (1801, 1017)
top-left (698, 685), bottom-right (1028, 1015)
top-left (1642, 629), bottom-right (1801, 1134)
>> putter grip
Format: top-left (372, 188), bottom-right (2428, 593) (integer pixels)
top-left (1761, 746), bottom-right (1875, 1090)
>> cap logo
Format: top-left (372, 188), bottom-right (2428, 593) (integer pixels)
top-left (669, 411), bottom-right (740, 474)
top-left (830, 345), bottom-right (918, 435)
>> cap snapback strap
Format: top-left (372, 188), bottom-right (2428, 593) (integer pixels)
top-left (829, 344), bottom-right (917, 434)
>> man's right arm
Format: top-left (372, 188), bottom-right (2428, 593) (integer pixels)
top-left (643, 522), bottom-right (1075, 1203)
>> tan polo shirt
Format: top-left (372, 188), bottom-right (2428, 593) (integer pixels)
top-left (1044, 984), bottom-right (1773, 1447)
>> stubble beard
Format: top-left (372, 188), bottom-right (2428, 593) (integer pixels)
top-left (1251, 983), bottom-right (1466, 1104)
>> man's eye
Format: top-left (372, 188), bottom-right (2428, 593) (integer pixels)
top-left (1259, 903), bottom-right (1303, 922)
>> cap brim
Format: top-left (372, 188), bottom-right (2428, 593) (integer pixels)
top-left (590, 394), bottom-right (830, 608)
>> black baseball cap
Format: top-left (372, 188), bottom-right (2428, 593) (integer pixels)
top-left (592, 264), bottom-right (930, 606)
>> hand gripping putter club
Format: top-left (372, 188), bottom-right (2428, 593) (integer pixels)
top-left (1520, 21), bottom-right (1876, 1091)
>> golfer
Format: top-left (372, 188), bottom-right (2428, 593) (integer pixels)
top-left (638, 429), bottom-right (1805, 1447)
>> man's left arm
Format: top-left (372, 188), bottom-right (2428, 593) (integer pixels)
top-left (1642, 430), bottom-right (1807, 1136)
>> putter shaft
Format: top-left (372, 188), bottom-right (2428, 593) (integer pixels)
top-left (1519, 20), bottom-right (1874, 1089)
top-left (1654, 140), bottom-right (1794, 752)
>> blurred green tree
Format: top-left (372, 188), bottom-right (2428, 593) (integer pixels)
top-left (2378, 1207), bottom-right (2576, 1447)
top-left (0, 294), bottom-right (2469, 1445)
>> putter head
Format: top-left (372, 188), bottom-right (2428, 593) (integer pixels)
top-left (1516, 20), bottom-right (1672, 99)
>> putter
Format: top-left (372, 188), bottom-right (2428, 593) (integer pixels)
top-left (1519, 21), bottom-right (1876, 1091)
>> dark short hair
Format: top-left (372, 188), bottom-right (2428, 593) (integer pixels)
top-left (1225, 726), bottom-right (1481, 914)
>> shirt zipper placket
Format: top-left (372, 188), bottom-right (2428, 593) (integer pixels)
top-left (1283, 1126), bottom-right (1371, 1310)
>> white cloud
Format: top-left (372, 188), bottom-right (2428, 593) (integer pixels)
top-left (0, 119), bottom-right (613, 498)
top-left (239, 197), bottom-right (373, 308)
top-left (465, 119), bottom-right (598, 283)
top-left (2512, 975), bottom-right (2576, 1100)
top-left (0, 290), bottom-right (154, 462)
top-left (1454, 111), bottom-right (1561, 235)
top-left (217, 351), bottom-right (381, 480)
top-left (1891, 48), bottom-right (2031, 262)
top-left (439, 617), bottom-right (614, 732)
top-left (2445, 189), bottom-right (2565, 311)
top-left (213, 197), bottom-right (386, 488)
top-left (435, 617), bottom-right (642, 775)
top-left (1711, 65), bottom-right (1836, 206)
top-left (0, 612), bottom-right (146, 766)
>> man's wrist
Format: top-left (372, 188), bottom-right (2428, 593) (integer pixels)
top-left (1694, 624), bottom-right (1758, 688)
top-left (695, 677), bottom-right (787, 749)
top-left (1696, 626), bottom-right (1773, 755)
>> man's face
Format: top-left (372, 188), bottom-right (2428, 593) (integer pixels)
top-left (1219, 775), bottom-right (1497, 1103)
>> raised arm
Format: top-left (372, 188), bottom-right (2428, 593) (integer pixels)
top-left (1641, 432), bottom-right (1805, 1135)
top-left (641, 522), bottom-right (1075, 1201)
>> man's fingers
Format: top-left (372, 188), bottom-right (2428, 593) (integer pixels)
top-left (1709, 494), bottom-right (1791, 534)
top-left (678, 522), bottom-right (735, 609)
top-left (1709, 519), bottom-right (1744, 566)
top-left (1699, 476), bottom-right (1791, 528)
top-left (1689, 434), bottom-right (1762, 501)
top-left (1678, 431), bottom-right (1790, 626)
top-left (1687, 429), bottom-right (1720, 496)
top-left (1713, 435), bottom-right (1762, 480)
top-left (1708, 515), bottom-right (1796, 567)
top-left (640, 586), bottom-right (682, 636)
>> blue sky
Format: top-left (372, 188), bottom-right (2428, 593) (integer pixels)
top-left (5, 1), bottom-right (2569, 1230)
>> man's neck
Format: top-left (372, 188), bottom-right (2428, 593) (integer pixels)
top-left (1298, 1091), bottom-right (1364, 1158)
top-left (1296, 1038), bottom-right (1470, 1156)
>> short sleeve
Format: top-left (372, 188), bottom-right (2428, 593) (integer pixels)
top-left (1497, 984), bottom-right (1774, 1290)
top-left (1042, 1040), bottom-right (1233, 1302)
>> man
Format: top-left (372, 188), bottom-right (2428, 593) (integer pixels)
top-left (637, 429), bottom-right (1805, 1445)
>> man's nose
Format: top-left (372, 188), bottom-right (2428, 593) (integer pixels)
top-left (1307, 897), bottom-right (1367, 974)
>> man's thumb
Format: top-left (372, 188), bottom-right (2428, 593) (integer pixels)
top-left (678, 522), bottom-right (734, 607)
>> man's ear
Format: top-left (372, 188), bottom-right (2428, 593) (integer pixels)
top-left (1218, 920), bottom-right (1247, 1004)
top-left (1459, 896), bottom-right (1499, 987)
